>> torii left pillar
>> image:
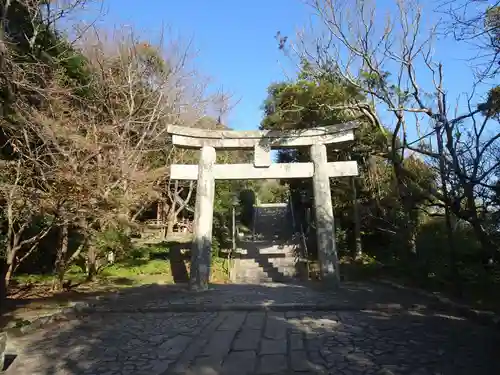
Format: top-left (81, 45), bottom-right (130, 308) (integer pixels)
top-left (189, 146), bottom-right (216, 291)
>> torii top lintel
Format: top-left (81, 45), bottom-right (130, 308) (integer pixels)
top-left (167, 121), bottom-right (358, 149)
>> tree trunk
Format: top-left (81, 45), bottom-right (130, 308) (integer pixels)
top-left (351, 177), bottom-right (362, 260)
top-left (4, 263), bottom-right (13, 291)
top-left (408, 209), bottom-right (419, 256)
top-left (463, 183), bottom-right (497, 263)
top-left (86, 246), bottom-right (98, 281)
top-left (407, 220), bottom-right (418, 256)
top-left (0, 263), bottom-right (8, 302)
top-left (3, 245), bottom-right (15, 297)
top-left (435, 124), bottom-right (461, 296)
top-left (161, 202), bottom-right (169, 239)
top-left (53, 223), bottom-right (69, 291)
top-left (157, 201), bottom-right (162, 223)
top-left (469, 218), bottom-right (497, 263)
top-left (390, 123), bottom-right (419, 261)
top-left (166, 202), bottom-right (177, 236)
top-left (165, 180), bottom-right (194, 237)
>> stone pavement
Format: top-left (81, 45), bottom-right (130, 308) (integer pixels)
top-left (3, 282), bottom-right (500, 375)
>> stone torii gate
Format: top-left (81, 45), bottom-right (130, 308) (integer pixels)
top-left (167, 122), bottom-right (359, 291)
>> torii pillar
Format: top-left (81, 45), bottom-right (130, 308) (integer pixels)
top-left (311, 143), bottom-right (340, 286)
top-left (189, 146), bottom-right (216, 291)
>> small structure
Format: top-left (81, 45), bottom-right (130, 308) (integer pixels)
top-left (168, 122), bottom-right (359, 291)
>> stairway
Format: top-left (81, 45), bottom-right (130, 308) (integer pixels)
top-left (230, 203), bottom-right (302, 284)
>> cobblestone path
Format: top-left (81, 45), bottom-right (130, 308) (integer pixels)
top-left (4, 282), bottom-right (500, 375)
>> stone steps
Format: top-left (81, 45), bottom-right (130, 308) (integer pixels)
top-left (230, 203), bottom-right (303, 284)
top-left (230, 244), bottom-right (299, 283)
top-left (233, 258), bottom-right (297, 272)
top-left (230, 258), bottom-right (296, 284)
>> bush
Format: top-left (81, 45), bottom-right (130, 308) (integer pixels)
top-left (94, 227), bottom-right (133, 260)
top-left (129, 247), bottom-right (150, 260)
top-left (211, 236), bottom-right (222, 257)
top-left (416, 217), bottom-right (482, 273)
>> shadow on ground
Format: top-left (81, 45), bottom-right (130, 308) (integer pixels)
top-left (3, 282), bottom-right (500, 374)
top-left (165, 241), bottom-right (190, 283)
top-left (0, 240), bottom-right (192, 324)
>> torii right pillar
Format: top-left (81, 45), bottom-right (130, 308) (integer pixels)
top-left (311, 143), bottom-right (340, 287)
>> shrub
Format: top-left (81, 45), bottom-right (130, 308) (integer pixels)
top-left (94, 227), bottom-right (133, 260)
top-left (129, 247), bottom-right (150, 260)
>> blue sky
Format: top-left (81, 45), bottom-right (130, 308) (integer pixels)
top-left (82, 0), bottom-right (310, 131)
top-left (79, 0), bottom-right (494, 136)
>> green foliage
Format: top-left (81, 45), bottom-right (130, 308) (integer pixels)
top-left (129, 247), bottom-right (151, 261)
top-left (13, 273), bottom-right (54, 285)
top-left (56, 45), bottom-right (94, 98)
top-left (131, 243), bottom-right (170, 260)
top-left (238, 189), bottom-right (256, 227)
top-left (486, 6), bottom-right (500, 50)
top-left (256, 180), bottom-right (288, 203)
top-left (259, 62), bottom-right (469, 296)
top-left (261, 67), bottom-right (362, 132)
top-left (212, 180), bottom-right (253, 253)
top-left (260, 66), bottom-right (417, 258)
top-left (483, 85), bottom-right (500, 117)
top-left (414, 218), bottom-right (482, 280)
top-left (94, 227), bottom-right (133, 258)
top-left (368, 216), bottom-right (499, 295)
top-left (354, 253), bottom-right (379, 266)
top-left (14, 250), bottom-right (230, 287)
top-left (134, 42), bottom-right (172, 77)
top-left (335, 226), bottom-right (350, 256)
top-left (360, 70), bottom-right (411, 105)
top-left (211, 236), bottom-right (222, 256)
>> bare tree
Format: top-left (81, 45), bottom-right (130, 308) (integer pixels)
top-left (0, 161), bottom-right (56, 298)
top-left (437, 0), bottom-right (500, 81)
top-left (283, 0), bottom-right (500, 269)
top-left (164, 180), bottom-right (194, 235)
top-left (0, 0), bottom-right (103, 295)
top-left (0, 1), bottom-right (234, 291)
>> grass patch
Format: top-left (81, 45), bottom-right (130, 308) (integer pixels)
top-left (102, 259), bottom-right (172, 279)
top-left (11, 238), bottom-right (230, 299)
top-left (210, 256), bottom-right (232, 283)
top-left (13, 255), bottom-right (230, 291)
top-left (5, 242), bottom-right (229, 329)
top-left (14, 271), bottom-right (88, 286)
top-left (14, 274), bottom-right (54, 285)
